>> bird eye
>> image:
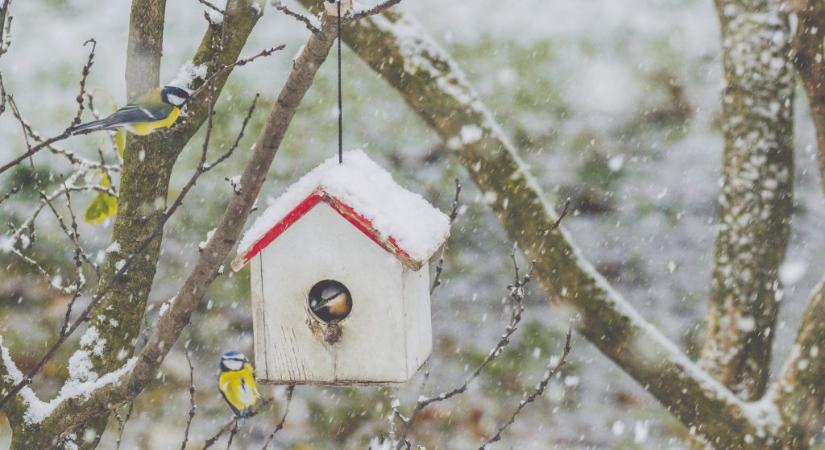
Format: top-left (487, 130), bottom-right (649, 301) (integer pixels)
top-left (308, 279), bottom-right (352, 323)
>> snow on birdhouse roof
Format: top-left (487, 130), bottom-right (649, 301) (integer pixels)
top-left (233, 150), bottom-right (451, 271)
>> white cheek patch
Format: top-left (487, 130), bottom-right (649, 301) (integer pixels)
top-left (223, 359), bottom-right (243, 371)
top-left (167, 94), bottom-right (187, 106)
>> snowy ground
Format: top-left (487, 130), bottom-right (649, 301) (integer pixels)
top-left (1, 0), bottom-right (824, 449)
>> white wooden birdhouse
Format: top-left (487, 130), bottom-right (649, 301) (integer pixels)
top-left (233, 150), bottom-right (450, 385)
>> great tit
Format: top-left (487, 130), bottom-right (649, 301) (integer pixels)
top-left (218, 350), bottom-right (261, 418)
top-left (309, 280), bottom-right (352, 322)
top-left (72, 85), bottom-right (190, 136)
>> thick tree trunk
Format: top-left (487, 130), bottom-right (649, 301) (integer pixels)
top-left (699, 0), bottom-right (794, 400)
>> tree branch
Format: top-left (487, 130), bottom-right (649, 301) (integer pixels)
top-left (308, 3), bottom-right (779, 447)
top-left (34, 15), bottom-right (340, 437)
top-left (698, 0), bottom-right (794, 400)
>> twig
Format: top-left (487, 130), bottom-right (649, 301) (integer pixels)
top-left (203, 418), bottom-right (239, 450)
top-left (395, 202), bottom-right (569, 448)
top-left (478, 329), bottom-right (573, 449)
top-left (0, 92), bottom-right (264, 411)
top-left (179, 351), bottom-right (197, 450)
top-left (394, 251), bottom-right (532, 449)
top-left (430, 178), bottom-right (461, 294)
top-left (197, 0), bottom-right (226, 15)
top-left (225, 420), bottom-right (239, 450)
top-left (260, 386), bottom-right (296, 449)
top-left (273, 0), bottom-right (320, 34)
top-left (70, 39), bottom-right (96, 127)
top-left (0, 184), bottom-right (19, 205)
top-left (113, 401), bottom-right (134, 450)
top-left (347, 0), bottom-right (403, 22)
top-left (188, 45), bottom-right (286, 103)
top-left (0, 38), bottom-right (96, 174)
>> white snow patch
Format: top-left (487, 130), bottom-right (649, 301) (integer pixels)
top-left (199, 228), bottom-right (217, 251)
top-left (779, 260), bottom-right (806, 285)
top-left (206, 8), bottom-right (224, 24)
top-left (0, 337), bottom-right (25, 383)
top-left (608, 154), bottom-right (625, 172)
top-left (169, 61), bottom-right (208, 90)
top-left (22, 357), bottom-right (137, 424)
top-left (2, 336), bottom-right (136, 425)
top-left (238, 150), bottom-right (451, 264)
top-left (368, 437), bottom-right (393, 450)
top-left (460, 124), bottom-right (483, 144)
top-left (612, 420), bottom-right (625, 436)
top-left (67, 326), bottom-right (106, 383)
top-left (158, 296), bottom-right (176, 317)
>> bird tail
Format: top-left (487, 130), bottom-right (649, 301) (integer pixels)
top-left (71, 118), bottom-right (116, 135)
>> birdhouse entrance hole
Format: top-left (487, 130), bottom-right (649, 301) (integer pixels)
top-left (308, 279), bottom-right (352, 323)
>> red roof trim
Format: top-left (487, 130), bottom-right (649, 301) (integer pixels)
top-left (233, 188), bottom-right (420, 271)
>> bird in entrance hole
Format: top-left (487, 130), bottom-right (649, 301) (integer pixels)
top-left (218, 350), bottom-right (261, 417)
top-left (308, 280), bottom-right (353, 323)
top-left (71, 85), bottom-right (190, 136)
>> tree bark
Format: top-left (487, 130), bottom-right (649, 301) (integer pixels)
top-left (791, 0), bottom-right (825, 192)
top-left (699, 0), bottom-right (794, 400)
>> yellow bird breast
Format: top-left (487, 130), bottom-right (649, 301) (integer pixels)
top-left (219, 363), bottom-right (260, 416)
top-left (326, 294), bottom-right (351, 316)
top-left (125, 107), bottom-right (181, 136)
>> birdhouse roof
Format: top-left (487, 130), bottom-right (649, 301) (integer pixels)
top-left (233, 150), bottom-right (451, 271)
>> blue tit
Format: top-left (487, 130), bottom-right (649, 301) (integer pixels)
top-left (72, 85), bottom-right (190, 136)
top-left (218, 350), bottom-right (261, 417)
top-left (309, 280), bottom-right (352, 322)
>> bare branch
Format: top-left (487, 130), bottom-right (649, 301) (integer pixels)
top-left (346, 0), bottom-right (403, 22)
top-left (197, 0), bottom-right (226, 15)
top-left (203, 418), bottom-right (238, 450)
top-left (273, 0), bottom-right (320, 34)
top-left (16, 18), bottom-right (335, 434)
top-left (260, 386), bottom-right (296, 449)
top-left (179, 351), bottom-right (197, 450)
top-left (321, 5), bottom-right (772, 446)
top-left (430, 178), bottom-right (461, 294)
top-left (0, 38), bottom-right (97, 174)
top-left (188, 45), bottom-right (286, 103)
top-left (394, 250), bottom-right (537, 449)
top-left (0, 89), bottom-right (268, 411)
top-left (478, 329), bottom-right (573, 449)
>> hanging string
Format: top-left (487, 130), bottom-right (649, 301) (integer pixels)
top-left (336, 1), bottom-right (343, 164)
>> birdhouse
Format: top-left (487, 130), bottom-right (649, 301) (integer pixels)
top-left (233, 150), bottom-right (450, 385)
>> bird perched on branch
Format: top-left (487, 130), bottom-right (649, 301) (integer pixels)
top-left (71, 85), bottom-right (190, 136)
top-left (218, 350), bottom-right (261, 417)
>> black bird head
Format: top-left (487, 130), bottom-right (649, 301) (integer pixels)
top-left (161, 85), bottom-right (191, 107)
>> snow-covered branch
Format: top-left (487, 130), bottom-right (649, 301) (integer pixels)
top-left (20, 14), bottom-right (339, 439)
top-left (318, 3), bottom-right (786, 447)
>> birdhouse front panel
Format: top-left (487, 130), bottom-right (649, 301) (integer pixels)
top-left (252, 203), bottom-right (421, 384)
